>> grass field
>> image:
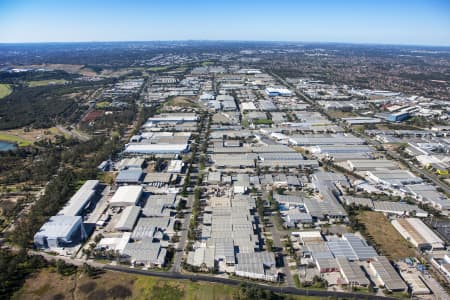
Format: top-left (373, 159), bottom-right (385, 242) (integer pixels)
top-left (95, 101), bottom-right (111, 108)
top-left (357, 211), bottom-right (416, 260)
top-left (27, 79), bottom-right (68, 87)
top-left (0, 132), bottom-right (32, 147)
top-left (13, 268), bottom-right (322, 300)
top-left (148, 66), bottom-right (170, 72)
top-left (0, 83), bottom-right (12, 99)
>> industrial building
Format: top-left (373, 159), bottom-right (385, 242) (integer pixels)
top-left (372, 201), bottom-right (428, 217)
top-left (115, 206), bottom-right (141, 231)
top-left (147, 113), bottom-right (198, 123)
top-left (34, 215), bottom-right (86, 249)
top-left (369, 256), bottom-right (407, 291)
top-left (235, 252), bottom-right (278, 282)
top-left (122, 238), bottom-right (166, 267)
top-left (58, 180), bottom-right (99, 216)
top-left (116, 168), bottom-right (144, 184)
top-left (345, 159), bottom-right (399, 171)
top-left (265, 87), bottom-right (293, 97)
top-left (124, 143), bottom-right (189, 155)
top-left (366, 170), bottom-right (422, 187)
top-left (109, 186), bottom-right (143, 207)
top-left (336, 257), bottom-right (370, 286)
top-left (387, 112), bottom-right (410, 122)
top-left (391, 218), bottom-right (445, 251)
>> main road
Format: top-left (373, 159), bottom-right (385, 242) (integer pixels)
top-left (104, 264), bottom-right (397, 300)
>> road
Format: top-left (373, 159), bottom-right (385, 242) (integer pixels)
top-left (171, 113), bottom-right (208, 272)
top-left (268, 215), bottom-right (295, 287)
top-left (171, 193), bottom-right (193, 272)
top-left (56, 125), bottom-right (90, 142)
top-left (104, 264), bottom-right (397, 300)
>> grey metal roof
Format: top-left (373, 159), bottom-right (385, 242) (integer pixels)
top-left (123, 238), bottom-right (165, 265)
top-left (58, 180), bottom-right (99, 216)
top-left (370, 256), bottom-right (407, 291)
top-left (336, 257), bottom-right (370, 285)
top-left (34, 215), bottom-right (82, 240)
top-left (373, 201), bottom-right (426, 215)
top-left (116, 168), bottom-right (143, 183)
top-left (343, 233), bottom-right (378, 260)
top-left (235, 251), bottom-right (275, 275)
top-left (115, 206), bottom-right (141, 231)
top-left (327, 239), bottom-right (358, 261)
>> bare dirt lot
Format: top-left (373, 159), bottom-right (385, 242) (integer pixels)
top-left (357, 211), bottom-right (416, 260)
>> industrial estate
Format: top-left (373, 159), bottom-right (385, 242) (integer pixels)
top-left (0, 41), bottom-right (449, 300)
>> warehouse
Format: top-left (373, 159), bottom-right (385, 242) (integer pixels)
top-left (210, 153), bottom-right (258, 168)
top-left (96, 233), bottom-right (130, 253)
top-left (326, 234), bottom-right (377, 261)
top-left (406, 184), bottom-right (450, 212)
top-left (366, 170), bottom-right (422, 187)
top-left (109, 186), bottom-right (143, 207)
top-left (342, 117), bottom-right (382, 125)
top-left (387, 112), bottom-right (410, 122)
top-left (124, 143), bottom-right (189, 154)
top-left (122, 238), bottom-right (166, 267)
top-left (336, 257), bottom-right (370, 286)
top-left (372, 201), bottom-right (428, 217)
top-left (283, 209), bottom-right (313, 226)
top-left (398, 262), bottom-right (431, 296)
top-left (116, 168), bottom-right (143, 184)
top-left (34, 215), bottom-right (86, 249)
top-left (115, 206), bottom-right (141, 231)
top-left (265, 87), bottom-right (293, 97)
top-left (117, 158), bottom-right (145, 170)
top-left (143, 173), bottom-right (173, 187)
top-left (142, 194), bottom-right (177, 217)
top-left (206, 171), bottom-right (222, 184)
top-left (147, 113), bottom-right (198, 123)
top-left (310, 145), bottom-right (374, 155)
top-left (341, 196), bottom-right (374, 208)
top-left (58, 180), bottom-right (99, 216)
top-left (186, 247), bottom-right (216, 270)
top-left (391, 218), bottom-right (445, 251)
top-left (166, 159), bottom-right (183, 173)
top-left (345, 159), bottom-right (399, 171)
top-left (235, 252), bottom-right (278, 282)
top-left (259, 159), bottom-right (319, 169)
top-left (289, 134), bottom-right (365, 146)
top-left (274, 194), bottom-right (304, 208)
top-left (369, 256), bottom-right (407, 291)
top-left (132, 217), bottom-right (173, 240)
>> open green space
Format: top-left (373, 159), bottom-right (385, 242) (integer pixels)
top-left (0, 132), bottom-right (32, 147)
top-left (0, 84), bottom-right (12, 99)
top-left (95, 101), bottom-right (111, 108)
top-left (148, 66), bottom-right (170, 72)
top-left (27, 79), bottom-right (68, 87)
top-left (13, 268), bottom-right (322, 300)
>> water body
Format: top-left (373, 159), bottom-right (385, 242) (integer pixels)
top-left (0, 141), bottom-right (17, 151)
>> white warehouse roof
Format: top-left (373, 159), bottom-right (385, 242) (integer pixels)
top-left (124, 143), bottom-right (188, 154)
top-left (109, 186), bottom-right (143, 207)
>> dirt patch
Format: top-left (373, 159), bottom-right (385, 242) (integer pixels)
top-left (357, 211), bottom-right (416, 260)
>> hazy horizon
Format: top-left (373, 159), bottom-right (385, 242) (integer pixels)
top-left (1, 0), bottom-right (450, 46)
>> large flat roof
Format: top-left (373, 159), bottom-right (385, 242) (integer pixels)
top-left (35, 215), bottom-right (82, 239)
top-left (58, 180), bottom-right (99, 216)
top-left (109, 185), bottom-right (143, 206)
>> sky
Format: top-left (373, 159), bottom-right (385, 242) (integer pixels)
top-left (0, 0), bottom-right (449, 46)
